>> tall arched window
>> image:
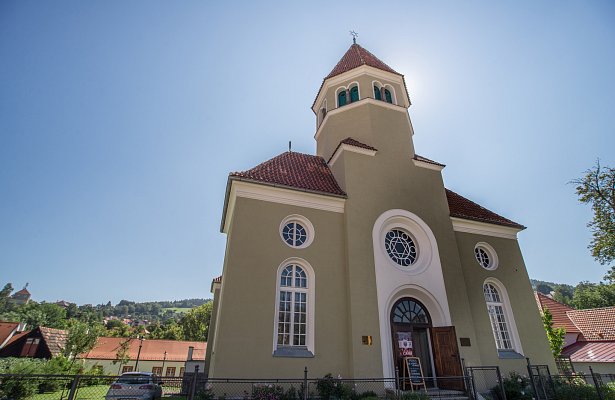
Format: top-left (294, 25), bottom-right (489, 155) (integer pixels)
top-left (483, 283), bottom-right (513, 350)
top-left (384, 88), bottom-right (393, 104)
top-left (350, 85), bottom-right (359, 102)
top-left (274, 259), bottom-right (314, 357)
top-left (374, 85), bottom-right (382, 100)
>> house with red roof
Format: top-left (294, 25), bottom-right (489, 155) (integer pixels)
top-left (535, 292), bottom-right (615, 374)
top-left (206, 41), bottom-right (554, 386)
top-left (81, 337), bottom-right (205, 376)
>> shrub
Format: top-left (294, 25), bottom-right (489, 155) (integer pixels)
top-left (496, 372), bottom-right (532, 400)
top-left (552, 376), bottom-right (600, 400)
top-left (316, 374), bottom-right (353, 400)
top-left (253, 384), bottom-right (285, 400)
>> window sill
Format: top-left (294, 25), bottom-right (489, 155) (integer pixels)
top-left (273, 347), bottom-right (314, 358)
top-left (497, 350), bottom-right (524, 359)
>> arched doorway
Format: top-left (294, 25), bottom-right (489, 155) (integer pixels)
top-left (390, 297), bottom-right (434, 385)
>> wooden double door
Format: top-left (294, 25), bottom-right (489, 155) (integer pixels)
top-left (390, 298), bottom-right (464, 391)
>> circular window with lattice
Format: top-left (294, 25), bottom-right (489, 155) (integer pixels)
top-left (474, 243), bottom-right (498, 270)
top-left (384, 229), bottom-right (418, 267)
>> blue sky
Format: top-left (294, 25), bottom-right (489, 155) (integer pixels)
top-left (1, 1), bottom-right (614, 304)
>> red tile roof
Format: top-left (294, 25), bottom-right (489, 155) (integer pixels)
top-left (82, 337), bottom-right (206, 362)
top-left (39, 327), bottom-right (68, 357)
top-left (326, 44), bottom-right (401, 80)
top-left (562, 341), bottom-right (615, 363)
top-left (14, 288), bottom-right (30, 295)
top-left (230, 152), bottom-right (346, 197)
top-left (413, 154), bottom-right (446, 168)
top-left (567, 306), bottom-right (615, 341)
top-left (0, 322), bottom-right (19, 347)
top-left (328, 138), bottom-right (378, 163)
top-left (534, 292), bottom-right (579, 333)
top-left (446, 189), bottom-right (525, 229)
top-left (229, 152), bottom-right (522, 229)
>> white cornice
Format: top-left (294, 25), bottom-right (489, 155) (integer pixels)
top-left (450, 217), bottom-right (522, 240)
top-left (412, 158), bottom-right (445, 172)
top-left (313, 65), bottom-right (409, 113)
top-left (222, 180), bottom-right (345, 233)
top-left (328, 143), bottom-right (377, 166)
top-left (314, 98), bottom-right (408, 141)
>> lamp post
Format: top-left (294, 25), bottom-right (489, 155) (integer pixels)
top-left (161, 351), bottom-right (167, 376)
top-left (134, 336), bottom-right (145, 371)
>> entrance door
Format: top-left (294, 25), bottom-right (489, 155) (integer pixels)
top-left (390, 298), bottom-right (434, 388)
top-left (431, 326), bottom-right (464, 391)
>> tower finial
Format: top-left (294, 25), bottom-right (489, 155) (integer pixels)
top-left (350, 30), bottom-right (358, 44)
top-left (288, 141), bottom-right (292, 152)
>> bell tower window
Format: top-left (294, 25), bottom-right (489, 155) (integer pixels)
top-left (338, 90), bottom-right (347, 107)
top-left (384, 88), bottom-right (393, 103)
top-left (374, 85), bottom-right (382, 100)
top-left (350, 85), bottom-right (359, 102)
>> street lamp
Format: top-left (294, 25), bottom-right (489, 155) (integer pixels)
top-left (134, 336), bottom-right (145, 371)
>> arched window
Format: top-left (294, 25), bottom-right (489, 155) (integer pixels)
top-left (350, 85), bottom-right (359, 102)
top-left (338, 90), bottom-right (347, 107)
top-left (384, 88), bottom-right (393, 104)
top-left (275, 259), bottom-right (314, 357)
top-left (483, 283), bottom-right (513, 350)
top-left (374, 85), bottom-right (382, 100)
top-left (391, 298), bottom-right (430, 324)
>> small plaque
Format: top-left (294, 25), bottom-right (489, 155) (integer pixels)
top-left (460, 337), bottom-right (471, 347)
top-left (362, 335), bottom-right (372, 345)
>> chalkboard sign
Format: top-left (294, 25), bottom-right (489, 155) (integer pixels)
top-left (404, 357), bottom-right (425, 387)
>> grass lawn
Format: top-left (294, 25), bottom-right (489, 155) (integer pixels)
top-left (29, 385), bottom-right (187, 400)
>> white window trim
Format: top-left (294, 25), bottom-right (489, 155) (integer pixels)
top-left (483, 278), bottom-right (523, 355)
top-left (383, 84), bottom-right (397, 105)
top-left (475, 242), bottom-right (499, 270)
top-left (279, 214), bottom-right (315, 249)
top-left (272, 257), bottom-right (315, 356)
top-left (335, 85), bottom-right (348, 108)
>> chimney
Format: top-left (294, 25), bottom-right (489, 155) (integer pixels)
top-left (187, 346), bottom-right (194, 361)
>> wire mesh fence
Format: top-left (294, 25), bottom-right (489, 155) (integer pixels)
top-left (2, 370), bottom-right (615, 400)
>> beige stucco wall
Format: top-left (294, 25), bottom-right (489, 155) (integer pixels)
top-left (211, 66), bottom-right (553, 380)
top-left (209, 196), bottom-right (349, 379)
top-left (454, 231), bottom-right (556, 375)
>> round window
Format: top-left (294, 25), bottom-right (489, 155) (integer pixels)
top-left (282, 222), bottom-right (307, 247)
top-left (279, 215), bottom-right (314, 249)
top-left (384, 229), bottom-right (417, 267)
top-left (474, 243), bottom-right (498, 270)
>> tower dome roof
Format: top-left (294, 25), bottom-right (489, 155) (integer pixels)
top-left (325, 43), bottom-right (401, 79)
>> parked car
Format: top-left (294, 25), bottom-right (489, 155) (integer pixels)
top-left (105, 372), bottom-right (163, 400)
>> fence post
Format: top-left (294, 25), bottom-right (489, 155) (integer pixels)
top-left (188, 366), bottom-right (199, 400)
top-left (304, 366), bottom-right (308, 400)
top-left (67, 375), bottom-right (80, 400)
top-left (467, 368), bottom-right (478, 400)
top-left (395, 365), bottom-right (400, 395)
top-left (496, 366), bottom-right (506, 400)
top-left (589, 366), bottom-right (604, 400)
top-left (525, 358), bottom-right (539, 400)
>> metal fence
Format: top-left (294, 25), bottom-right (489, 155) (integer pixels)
top-left (2, 369), bottom-right (615, 400)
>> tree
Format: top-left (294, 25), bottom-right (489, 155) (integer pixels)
top-left (536, 283), bottom-right (553, 295)
top-left (178, 302), bottom-right (212, 341)
top-left (572, 281), bottom-right (615, 309)
top-left (0, 283), bottom-right (14, 312)
top-left (113, 338), bottom-right (132, 374)
top-left (62, 320), bottom-right (104, 361)
top-left (541, 307), bottom-right (565, 358)
top-left (572, 161), bottom-right (615, 266)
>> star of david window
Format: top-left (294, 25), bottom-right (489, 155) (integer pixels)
top-left (384, 229), bottom-right (417, 267)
